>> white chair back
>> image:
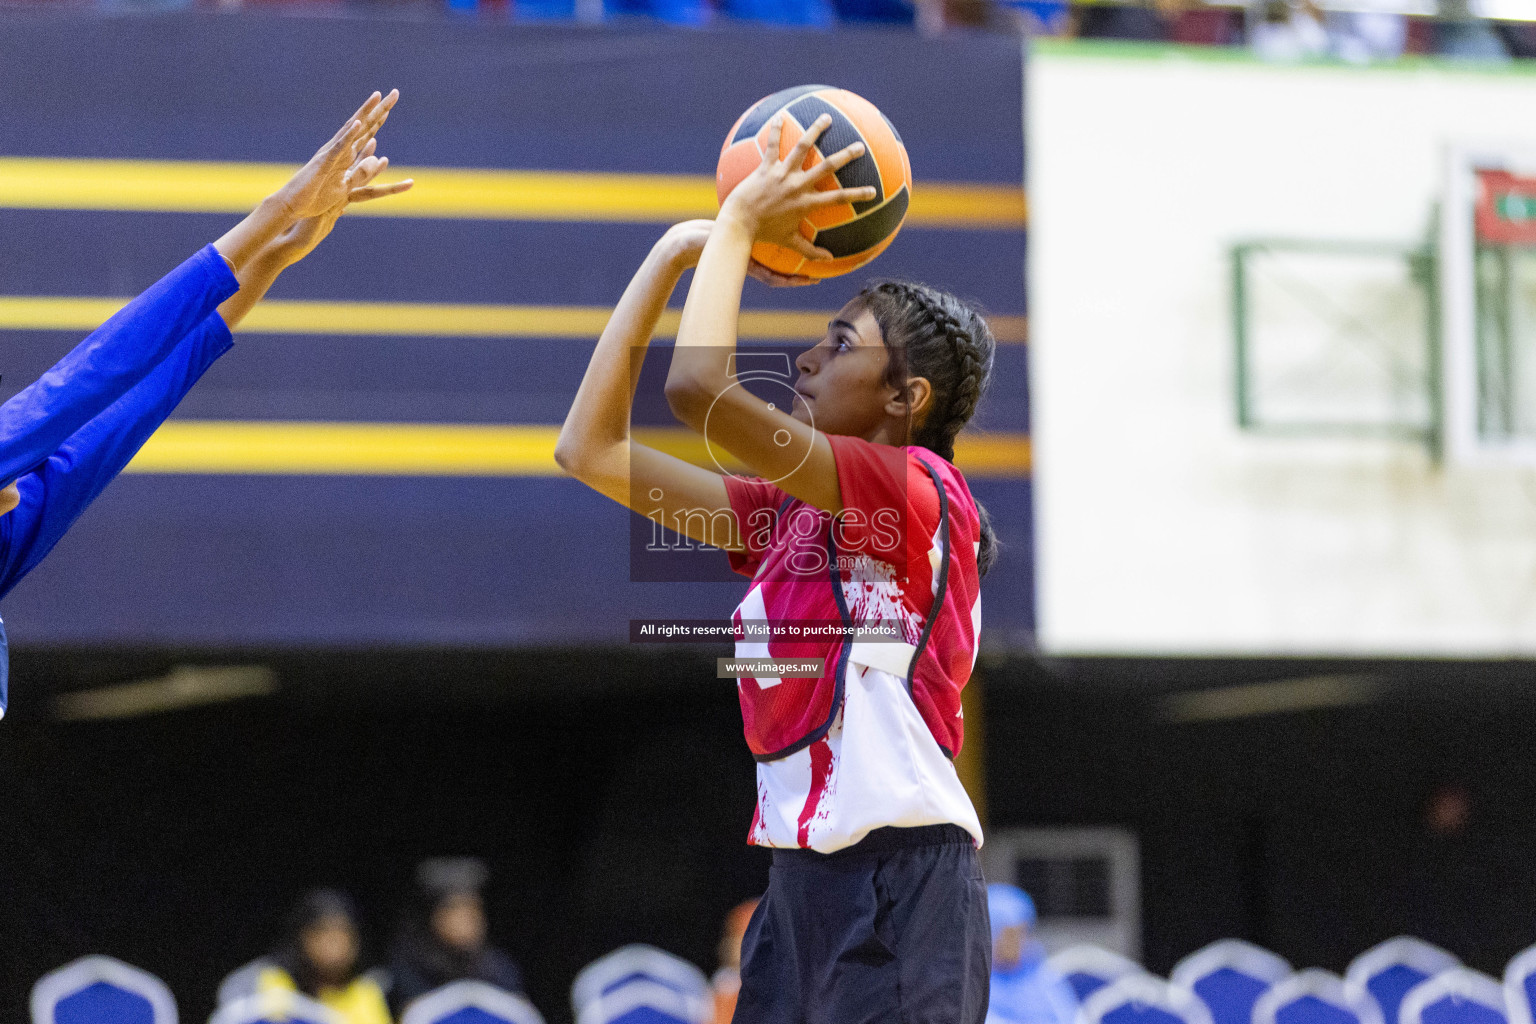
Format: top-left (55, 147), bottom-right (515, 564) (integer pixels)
top-left (207, 990), bottom-right (343, 1024)
top-left (1344, 939), bottom-right (1460, 1024)
top-left (1504, 943), bottom-right (1536, 1024)
top-left (1254, 968), bottom-right (1386, 1024)
top-left (570, 945), bottom-right (710, 1024)
top-left (400, 980), bottom-right (545, 1024)
top-left (1076, 973), bottom-right (1214, 1024)
top-left (31, 956), bottom-right (177, 1024)
top-left (1399, 970), bottom-right (1506, 1024)
top-left (1048, 944), bottom-right (1145, 1005)
top-left (1172, 940), bottom-right (1293, 1024)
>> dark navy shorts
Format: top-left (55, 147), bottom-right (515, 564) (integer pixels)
top-left (734, 823), bottom-right (992, 1024)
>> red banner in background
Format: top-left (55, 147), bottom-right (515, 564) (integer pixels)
top-left (1476, 168), bottom-right (1536, 244)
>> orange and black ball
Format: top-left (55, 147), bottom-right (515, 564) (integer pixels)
top-left (717, 85), bottom-right (912, 279)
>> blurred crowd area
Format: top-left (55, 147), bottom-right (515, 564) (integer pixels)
top-left (226, 857), bottom-right (759, 1024)
top-left (222, 858), bottom-right (1056, 1024)
top-left (3, 0), bottom-right (1533, 57)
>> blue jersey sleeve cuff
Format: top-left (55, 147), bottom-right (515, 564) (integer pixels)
top-left (196, 243), bottom-right (241, 305)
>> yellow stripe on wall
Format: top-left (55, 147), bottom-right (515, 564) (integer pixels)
top-left (0, 158), bottom-right (1025, 229)
top-left (122, 422), bottom-right (1031, 479)
top-left (0, 296), bottom-right (1028, 343)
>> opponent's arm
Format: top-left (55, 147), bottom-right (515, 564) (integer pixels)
top-left (556, 222), bottom-right (750, 549)
top-left (664, 114), bottom-right (873, 514)
top-left (0, 316), bottom-right (233, 596)
top-left (212, 90), bottom-right (401, 272)
top-left (218, 140), bottom-right (413, 330)
top-left (0, 91), bottom-right (404, 489)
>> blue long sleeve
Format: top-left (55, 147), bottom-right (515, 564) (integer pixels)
top-left (0, 313), bottom-right (235, 599)
top-left (0, 312), bottom-right (235, 720)
top-left (0, 244), bottom-right (237, 488)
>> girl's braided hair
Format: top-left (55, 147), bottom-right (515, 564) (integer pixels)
top-left (858, 280), bottom-right (1000, 577)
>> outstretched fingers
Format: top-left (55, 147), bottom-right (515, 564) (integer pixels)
top-left (342, 92), bottom-right (384, 138)
top-left (748, 260), bottom-right (820, 287)
top-left (759, 114), bottom-right (786, 170)
top-left (800, 184), bottom-right (877, 210)
top-left (343, 152), bottom-right (413, 204)
top-left (784, 113), bottom-right (831, 172)
top-left (783, 233), bottom-right (833, 261)
top-left (800, 140), bottom-right (866, 187)
top-left (349, 179), bottom-right (414, 204)
top-left (355, 89), bottom-right (398, 150)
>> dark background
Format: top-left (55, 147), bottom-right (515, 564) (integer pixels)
top-left (3, 10), bottom-right (1535, 1024)
top-left (0, 11), bottom-right (1032, 649)
top-left (6, 652), bottom-right (1536, 1024)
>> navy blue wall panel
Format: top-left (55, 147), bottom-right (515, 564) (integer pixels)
top-left (0, 12), bottom-right (1030, 649)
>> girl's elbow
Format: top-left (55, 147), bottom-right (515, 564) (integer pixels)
top-left (664, 376), bottom-right (714, 429)
top-left (553, 436), bottom-right (584, 476)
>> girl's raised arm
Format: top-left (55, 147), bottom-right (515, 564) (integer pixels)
top-left (663, 114), bottom-right (874, 514)
top-left (556, 222), bottom-right (748, 551)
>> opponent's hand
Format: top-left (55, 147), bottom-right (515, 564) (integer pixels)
top-left (273, 90), bottom-right (401, 222)
top-left (718, 113), bottom-right (876, 265)
top-left (266, 138), bottom-right (414, 268)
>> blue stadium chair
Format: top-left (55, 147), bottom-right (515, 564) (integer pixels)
top-left (1255, 969), bottom-right (1386, 1024)
top-left (401, 980), bottom-right (546, 1024)
top-left (1079, 974), bottom-right (1214, 1024)
top-left (1505, 944), bottom-right (1536, 1024)
top-left (1172, 939), bottom-right (1293, 1024)
top-left (1345, 940), bottom-right (1461, 1024)
top-left (1045, 945), bottom-right (1145, 1004)
top-left (1400, 971), bottom-right (1506, 1024)
top-left (570, 944), bottom-right (711, 1024)
top-left (30, 956), bottom-right (177, 1024)
top-left (207, 990), bottom-right (342, 1024)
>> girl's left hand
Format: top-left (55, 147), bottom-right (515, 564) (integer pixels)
top-left (663, 219), bottom-right (818, 285)
top-left (747, 262), bottom-right (819, 287)
top-left (719, 113), bottom-right (878, 265)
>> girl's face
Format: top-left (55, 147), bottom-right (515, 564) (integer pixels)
top-left (791, 300), bottom-right (897, 440)
top-left (300, 914), bottom-right (358, 980)
top-left (431, 892), bottom-right (487, 952)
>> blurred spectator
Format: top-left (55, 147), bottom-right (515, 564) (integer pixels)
top-left (916, 0), bottom-right (1026, 34)
top-left (1012, 0), bottom-right (1071, 35)
top-left (1434, 0), bottom-right (1509, 60)
top-left (257, 889), bottom-right (391, 1024)
top-left (1327, 10), bottom-right (1408, 62)
top-left (1249, 0), bottom-right (1328, 61)
top-left (1074, 0), bottom-right (1189, 42)
top-left (984, 885), bottom-right (1079, 1024)
top-left (1494, 20), bottom-right (1536, 58)
top-left (384, 857), bottom-right (524, 1016)
top-left (709, 899), bottom-right (759, 1024)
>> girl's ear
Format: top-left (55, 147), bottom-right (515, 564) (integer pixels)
top-left (887, 376), bottom-right (933, 424)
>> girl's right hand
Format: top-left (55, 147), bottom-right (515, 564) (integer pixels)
top-left (717, 113), bottom-right (876, 263)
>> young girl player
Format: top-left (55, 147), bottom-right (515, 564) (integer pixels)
top-left (557, 113), bottom-right (997, 1023)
